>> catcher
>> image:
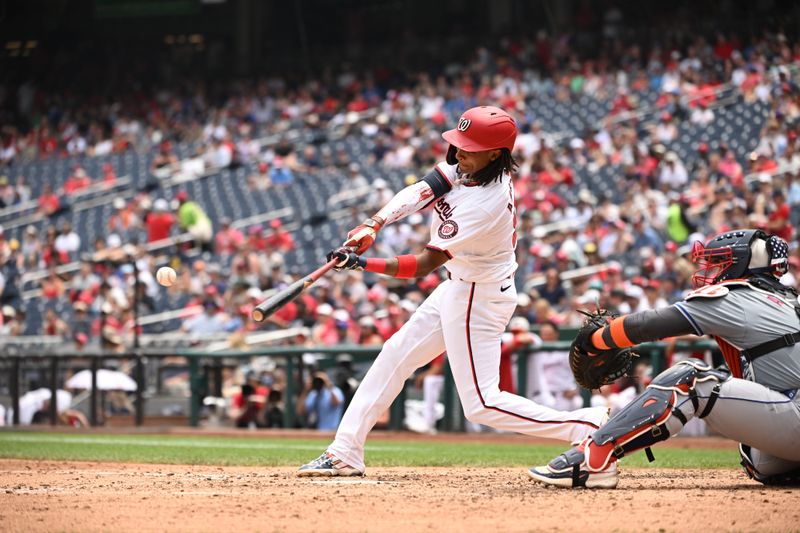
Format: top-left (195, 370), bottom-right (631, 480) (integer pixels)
top-left (530, 229), bottom-right (800, 488)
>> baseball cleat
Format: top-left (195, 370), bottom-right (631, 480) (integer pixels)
top-left (528, 448), bottom-right (618, 489)
top-left (296, 452), bottom-right (363, 477)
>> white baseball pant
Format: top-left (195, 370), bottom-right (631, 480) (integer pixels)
top-left (328, 278), bottom-right (608, 472)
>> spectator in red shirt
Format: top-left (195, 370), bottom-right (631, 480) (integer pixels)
top-left (265, 219), bottom-right (295, 251)
top-left (311, 303), bottom-right (340, 345)
top-left (214, 218), bottom-right (244, 255)
top-left (145, 199), bottom-right (175, 242)
top-left (246, 224), bottom-right (268, 252)
top-left (37, 126), bottom-right (58, 157)
top-left (102, 163), bottom-right (117, 188)
top-left (37, 184), bottom-right (61, 216)
top-left (229, 374), bottom-right (269, 429)
top-left (64, 165), bottom-right (92, 196)
top-left (768, 189), bottom-right (794, 241)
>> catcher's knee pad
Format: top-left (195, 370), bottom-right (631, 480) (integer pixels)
top-left (739, 444), bottom-right (800, 486)
top-left (584, 359), bottom-right (730, 472)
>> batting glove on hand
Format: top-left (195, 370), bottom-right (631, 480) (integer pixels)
top-left (343, 217), bottom-right (383, 254)
top-left (327, 247), bottom-right (365, 271)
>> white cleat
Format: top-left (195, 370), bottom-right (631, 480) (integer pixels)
top-left (296, 452), bottom-right (364, 477)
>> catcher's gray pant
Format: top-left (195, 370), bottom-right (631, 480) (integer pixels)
top-left (688, 378), bottom-right (800, 476)
top-left (585, 360), bottom-right (800, 483)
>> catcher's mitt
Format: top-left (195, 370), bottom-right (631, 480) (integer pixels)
top-left (570, 308), bottom-right (638, 390)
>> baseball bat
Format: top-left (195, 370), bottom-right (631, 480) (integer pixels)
top-left (251, 257), bottom-right (339, 322)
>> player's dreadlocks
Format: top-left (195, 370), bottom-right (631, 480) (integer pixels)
top-left (469, 149), bottom-right (518, 186)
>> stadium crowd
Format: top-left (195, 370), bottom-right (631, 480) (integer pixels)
top-left (2, 22), bottom-right (800, 428)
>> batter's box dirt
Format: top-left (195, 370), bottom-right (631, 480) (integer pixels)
top-left (1, 460), bottom-right (798, 533)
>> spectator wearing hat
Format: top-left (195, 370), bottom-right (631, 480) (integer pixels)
top-left (175, 191), bottom-right (213, 253)
top-left (265, 219), bottom-right (295, 252)
top-left (247, 161), bottom-right (272, 191)
top-left (630, 215), bottom-right (664, 254)
top-left (245, 224), bottom-right (268, 252)
top-left (0, 305), bottom-right (22, 337)
top-left (215, 218), bottom-right (244, 256)
top-left (598, 219), bottom-right (633, 258)
top-left (658, 151), bottom-right (688, 190)
top-left (71, 301), bottom-right (93, 342)
top-left (311, 303), bottom-right (338, 345)
top-left (145, 199), bottom-right (175, 242)
top-left (0, 175), bottom-right (16, 208)
top-left (356, 316), bottom-right (383, 346)
top-left (654, 112), bottom-right (678, 143)
top-left (690, 101), bottom-right (715, 126)
top-left (345, 162), bottom-right (369, 190)
top-left (366, 178), bottom-right (393, 212)
top-left (636, 280), bottom-right (668, 312)
top-left (108, 197), bottom-right (138, 235)
top-left (181, 298), bottom-right (227, 334)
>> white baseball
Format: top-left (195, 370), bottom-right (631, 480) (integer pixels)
top-left (156, 266), bottom-right (177, 287)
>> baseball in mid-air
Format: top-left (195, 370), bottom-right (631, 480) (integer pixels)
top-left (156, 266), bottom-right (177, 287)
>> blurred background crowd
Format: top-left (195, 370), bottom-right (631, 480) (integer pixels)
top-left (1, 0), bottom-right (799, 430)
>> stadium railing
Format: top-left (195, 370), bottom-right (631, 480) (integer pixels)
top-left (0, 339), bottom-right (718, 430)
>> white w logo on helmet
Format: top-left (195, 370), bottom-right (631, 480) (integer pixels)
top-left (457, 118), bottom-right (471, 131)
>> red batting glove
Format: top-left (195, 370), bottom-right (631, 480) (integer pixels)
top-left (343, 217), bottom-right (384, 254)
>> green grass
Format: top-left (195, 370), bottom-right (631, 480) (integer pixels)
top-left (0, 431), bottom-right (739, 469)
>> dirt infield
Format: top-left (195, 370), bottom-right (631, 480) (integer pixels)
top-left (2, 459), bottom-right (798, 533)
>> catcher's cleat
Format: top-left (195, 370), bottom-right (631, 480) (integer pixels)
top-left (528, 447), bottom-right (618, 489)
top-left (296, 452), bottom-right (363, 477)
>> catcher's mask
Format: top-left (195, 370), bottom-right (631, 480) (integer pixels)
top-left (691, 229), bottom-right (789, 288)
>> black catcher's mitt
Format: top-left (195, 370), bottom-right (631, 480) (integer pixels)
top-left (570, 308), bottom-right (637, 390)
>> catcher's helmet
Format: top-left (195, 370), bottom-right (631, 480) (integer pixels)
top-left (442, 106), bottom-right (517, 164)
top-left (691, 229), bottom-right (790, 288)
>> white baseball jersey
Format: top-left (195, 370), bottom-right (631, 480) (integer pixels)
top-left (425, 162), bottom-right (518, 283)
top-left (324, 161), bottom-right (607, 473)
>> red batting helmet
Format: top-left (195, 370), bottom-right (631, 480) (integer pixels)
top-left (442, 106), bottom-right (517, 164)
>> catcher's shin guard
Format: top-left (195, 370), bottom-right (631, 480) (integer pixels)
top-left (583, 359), bottom-right (730, 472)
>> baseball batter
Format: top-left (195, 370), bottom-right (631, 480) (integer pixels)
top-left (530, 229), bottom-right (800, 488)
top-left (298, 106), bottom-right (608, 476)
